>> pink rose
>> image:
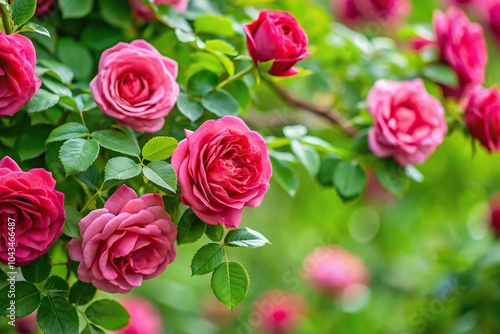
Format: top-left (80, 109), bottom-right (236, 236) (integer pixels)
top-left (0, 31), bottom-right (41, 116)
top-left (128, 0), bottom-right (189, 20)
top-left (332, 0), bottom-right (410, 30)
top-left (367, 79), bottom-right (447, 166)
top-left (486, 1), bottom-right (500, 42)
top-left (90, 40), bottom-right (179, 133)
top-left (251, 290), bottom-right (307, 334)
top-left (171, 116), bottom-right (272, 228)
top-left (116, 297), bottom-right (163, 334)
top-left (489, 194), bottom-right (500, 237)
top-left (35, 0), bottom-right (56, 16)
top-left (302, 246), bottom-right (370, 296)
top-left (67, 185), bottom-right (177, 293)
top-left (0, 157), bottom-right (64, 267)
top-left (243, 10), bottom-right (311, 77)
top-left (464, 85), bottom-right (500, 151)
top-left (15, 311), bottom-right (39, 334)
top-left (434, 7), bottom-right (487, 98)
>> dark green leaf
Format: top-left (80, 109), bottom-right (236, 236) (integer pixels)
top-left (333, 161), bottom-right (367, 202)
top-left (191, 243), bottom-right (225, 276)
top-left (91, 130), bottom-right (140, 157)
top-left (17, 21), bottom-right (50, 37)
top-left (59, 138), bottom-right (100, 175)
top-left (211, 261), bottom-right (249, 310)
top-left (11, 0), bottom-right (36, 26)
top-left (291, 140), bottom-right (320, 177)
top-left (0, 281), bottom-right (40, 317)
top-left (69, 281), bottom-right (96, 306)
top-left (142, 136), bottom-right (178, 161)
top-left (85, 299), bottom-right (130, 330)
top-left (43, 276), bottom-right (70, 298)
top-left (57, 37), bottom-right (94, 81)
top-left (21, 253), bottom-right (51, 283)
top-left (38, 59), bottom-right (74, 84)
top-left (81, 324), bottom-right (106, 334)
top-left (59, 0), bottom-right (94, 18)
top-left (46, 123), bottom-right (89, 144)
top-left (202, 90), bottom-right (239, 117)
top-left (187, 70), bottom-right (219, 96)
top-left (25, 89), bottom-right (59, 112)
top-left (205, 224), bottom-right (224, 242)
top-left (224, 80), bottom-right (250, 113)
top-left (374, 158), bottom-right (410, 197)
top-left (317, 155), bottom-right (341, 187)
top-left (99, 0), bottom-right (132, 29)
top-left (177, 93), bottom-right (203, 122)
top-left (270, 156), bottom-right (299, 197)
top-left (37, 297), bottom-right (79, 334)
top-left (177, 209), bottom-right (207, 245)
top-left (15, 125), bottom-right (51, 161)
top-left (224, 227), bottom-right (270, 248)
top-left (143, 161), bottom-right (177, 192)
top-left (104, 157), bottom-right (142, 181)
top-left (63, 205), bottom-right (82, 238)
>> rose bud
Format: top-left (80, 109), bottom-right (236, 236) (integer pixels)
top-left (15, 311), bottom-right (39, 334)
top-left (116, 297), bottom-right (164, 334)
top-left (90, 40), bottom-right (179, 132)
top-left (251, 290), bottom-right (308, 334)
top-left (464, 85), bottom-right (500, 152)
top-left (67, 185), bottom-right (177, 293)
top-left (35, 0), bottom-right (56, 16)
top-left (485, 0), bottom-right (500, 43)
top-left (433, 6), bottom-right (487, 98)
top-left (243, 10), bottom-right (311, 77)
top-left (332, 0), bottom-right (410, 31)
top-left (367, 79), bottom-right (447, 166)
top-left (0, 157), bottom-right (65, 266)
top-left (128, 0), bottom-right (189, 20)
top-left (302, 246), bottom-right (370, 296)
top-left (201, 295), bottom-right (239, 329)
top-left (0, 31), bottom-right (41, 116)
top-left (171, 116), bottom-right (272, 228)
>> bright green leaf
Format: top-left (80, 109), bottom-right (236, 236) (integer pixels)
top-left (91, 130), bottom-right (140, 157)
top-left (11, 0), bottom-right (36, 27)
top-left (211, 261), bottom-right (249, 310)
top-left (143, 161), bottom-right (177, 192)
top-left (142, 136), bottom-right (178, 161)
top-left (422, 64), bottom-right (459, 88)
top-left (59, 0), bottom-right (94, 19)
top-left (177, 209), bottom-right (207, 245)
top-left (104, 157), bottom-right (142, 181)
top-left (26, 89), bottom-right (59, 112)
top-left (270, 156), bottom-right (299, 197)
top-left (291, 140), bottom-right (320, 177)
top-left (46, 123), bottom-right (89, 144)
top-left (191, 243), bottom-right (225, 276)
top-left (224, 227), bottom-right (270, 248)
top-left (59, 138), bottom-right (100, 175)
top-left (85, 299), bottom-right (130, 330)
top-left (194, 14), bottom-right (235, 37)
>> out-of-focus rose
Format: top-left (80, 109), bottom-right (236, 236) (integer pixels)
top-left (302, 246), bottom-right (370, 296)
top-left (171, 116), bottom-right (272, 228)
top-left (485, 1), bottom-right (500, 42)
top-left (67, 185), bottom-right (177, 293)
top-left (0, 31), bottom-right (41, 116)
top-left (0, 157), bottom-right (64, 267)
top-left (90, 40), bottom-right (179, 133)
top-left (15, 311), bottom-right (39, 334)
top-left (128, 0), bottom-right (189, 20)
top-left (243, 10), bottom-right (310, 77)
top-left (367, 79), bottom-right (447, 166)
top-left (332, 0), bottom-right (410, 30)
top-left (201, 295), bottom-right (239, 329)
top-left (251, 290), bottom-right (307, 334)
top-left (489, 194), bottom-right (500, 236)
top-left (464, 85), bottom-right (500, 151)
top-left (115, 297), bottom-right (163, 334)
top-left (434, 6), bottom-right (487, 98)
top-left (35, 0), bottom-right (56, 16)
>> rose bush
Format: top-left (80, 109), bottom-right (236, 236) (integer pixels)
top-left (90, 40), bottom-right (179, 133)
top-left (0, 157), bottom-right (64, 267)
top-left (67, 185), bottom-right (177, 293)
top-left (172, 115), bottom-right (272, 228)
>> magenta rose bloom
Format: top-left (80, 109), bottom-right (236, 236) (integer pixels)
top-left (117, 297), bottom-right (163, 334)
top-left (243, 10), bottom-right (311, 77)
top-left (35, 0), bottom-right (56, 16)
top-left (90, 40), bottom-right (179, 133)
top-left (302, 246), bottom-right (370, 296)
top-left (332, 0), bottom-right (410, 30)
top-left (486, 1), bottom-right (500, 42)
top-left (67, 185), bottom-right (177, 293)
top-left (434, 7), bottom-right (487, 98)
top-left (171, 116), bottom-right (272, 228)
top-left (0, 157), bottom-right (64, 267)
top-left (0, 31), bottom-right (41, 117)
top-left (367, 79), bottom-right (447, 166)
top-left (464, 85), bottom-right (500, 151)
top-left (128, 0), bottom-right (189, 20)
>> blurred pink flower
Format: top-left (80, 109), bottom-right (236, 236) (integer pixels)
top-left (35, 0), bottom-right (56, 16)
top-left (15, 311), bottom-right (39, 334)
top-left (201, 295), bottom-right (239, 329)
top-left (251, 290), bottom-right (307, 334)
top-left (115, 297), bottom-right (163, 334)
top-left (128, 0), bottom-right (189, 20)
top-left (302, 246), bottom-right (370, 296)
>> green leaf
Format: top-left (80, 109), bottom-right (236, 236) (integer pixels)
top-left (69, 281), bottom-right (96, 306)
top-left (422, 64), bottom-right (459, 88)
top-left (191, 243), bottom-right (225, 276)
top-left (143, 161), bottom-right (177, 192)
top-left (0, 281), bottom-right (40, 317)
top-left (46, 123), bottom-right (90, 144)
top-left (91, 130), bottom-right (140, 157)
top-left (21, 253), bottom-right (51, 283)
top-left (104, 157), bottom-right (142, 181)
top-left (59, 138), bottom-right (100, 175)
top-left (81, 22), bottom-right (122, 52)
top-left (25, 89), bottom-right (59, 112)
top-left (177, 209), bottom-right (207, 245)
top-left (177, 93), bottom-right (203, 122)
top-left (211, 261), bottom-right (249, 310)
top-left (194, 14), bottom-right (235, 37)
top-left (205, 224), bottom-right (224, 242)
top-left (333, 161), bottom-right (367, 202)
top-left (283, 125), bottom-right (307, 139)
top-left (202, 90), bottom-right (239, 117)
top-left (39, 59), bottom-right (74, 84)
top-left (37, 297), bottom-right (79, 334)
top-left (204, 40), bottom-right (237, 56)
top-left (11, 0), bottom-right (36, 26)
top-left (257, 59), bottom-right (274, 73)
top-left (99, 0), bottom-right (132, 29)
top-left (57, 37), bottom-right (94, 81)
top-left (224, 227), bottom-right (270, 248)
top-left (15, 125), bottom-right (51, 161)
top-left (187, 70), bottom-right (219, 96)
top-left (85, 299), bottom-right (130, 330)
top-left (142, 136), bottom-right (178, 161)
top-left (224, 80), bottom-right (250, 113)
top-left (82, 324), bottom-right (106, 334)
top-left (270, 156), bottom-right (299, 197)
top-left (291, 140), bottom-right (320, 177)
top-left (59, 0), bottom-right (94, 18)
top-left (63, 205), bottom-right (82, 238)
top-left (43, 276), bottom-right (70, 298)
top-left (16, 21), bottom-right (50, 37)
top-left (374, 158), bottom-right (410, 197)
top-left (317, 155), bottom-right (341, 187)
top-left (405, 165), bottom-right (424, 183)
top-left (42, 76), bottom-right (72, 97)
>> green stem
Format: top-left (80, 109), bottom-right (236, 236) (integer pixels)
top-left (0, 2), bottom-right (13, 35)
top-left (79, 111), bottom-right (87, 128)
top-left (216, 64), bottom-right (256, 90)
top-left (80, 181), bottom-right (105, 213)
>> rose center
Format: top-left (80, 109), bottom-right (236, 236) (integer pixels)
top-left (118, 72), bottom-right (150, 104)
